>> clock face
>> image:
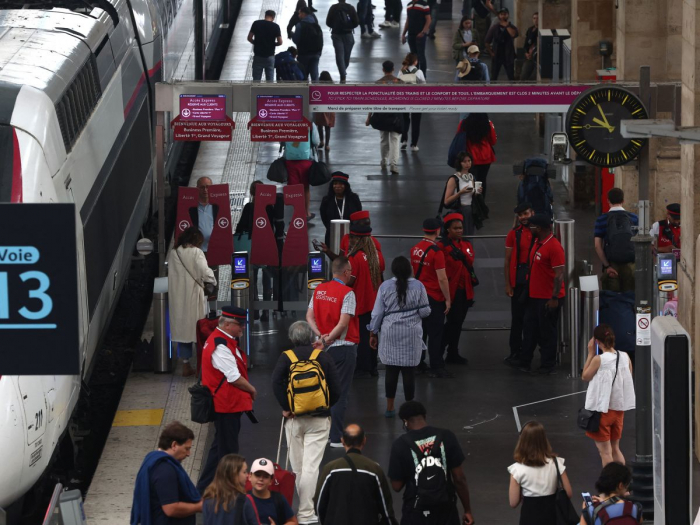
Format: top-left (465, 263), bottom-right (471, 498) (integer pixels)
top-left (566, 86), bottom-right (649, 168)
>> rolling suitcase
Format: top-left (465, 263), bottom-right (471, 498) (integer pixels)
top-left (245, 417), bottom-right (296, 506)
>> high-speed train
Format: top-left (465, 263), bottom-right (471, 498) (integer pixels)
top-left (0, 0), bottom-right (231, 511)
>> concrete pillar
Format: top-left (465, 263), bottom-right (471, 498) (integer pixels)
top-left (570, 0), bottom-right (615, 81)
top-left (679, 0), bottom-right (700, 460)
top-left (537, 0), bottom-right (571, 30)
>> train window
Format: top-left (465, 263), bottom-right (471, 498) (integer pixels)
top-left (62, 97), bottom-right (77, 148)
top-left (55, 101), bottom-right (72, 152)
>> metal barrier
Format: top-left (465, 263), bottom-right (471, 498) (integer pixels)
top-left (152, 277), bottom-right (171, 373)
top-left (43, 484), bottom-right (88, 525)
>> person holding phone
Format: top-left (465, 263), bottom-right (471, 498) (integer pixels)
top-left (579, 462), bottom-right (643, 524)
top-left (442, 151), bottom-right (483, 235)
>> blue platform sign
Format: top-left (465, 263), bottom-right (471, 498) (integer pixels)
top-left (0, 204), bottom-right (80, 375)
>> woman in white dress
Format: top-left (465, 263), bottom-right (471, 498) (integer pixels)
top-left (582, 324), bottom-right (636, 466)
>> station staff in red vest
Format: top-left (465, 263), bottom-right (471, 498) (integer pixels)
top-left (503, 202), bottom-right (534, 364)
top-left (347, 224), bottom-right (384, 377)
top-left (323, 210), bottom-right (386, 272)
top-left (438, 213), bottom-right (475, 366)
top-left (197, 306), bottom-right (256, 492)
top-left (411, 218), bottom-right (452, 378)
top-left (306, 256), bottom-right (359, 447)
top-left (653, 202), bottom-right (681, 255)
top-left (511, 214), bottom-right (565, 375)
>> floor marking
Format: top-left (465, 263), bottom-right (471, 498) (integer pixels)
top-left (113, 409), bottom-right (164, 427)
top-left (463, 414), bottom-right (499, 430)
top-left (512, 391), bottom-right (586, 432)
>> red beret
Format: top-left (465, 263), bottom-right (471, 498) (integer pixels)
top-left (350, 211), bottom-right (370, 221)
top-left (443, 213), bottom-right (464, 225)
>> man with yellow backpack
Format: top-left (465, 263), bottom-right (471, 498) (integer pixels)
top-left (272, 321), bottom-right (341, 525)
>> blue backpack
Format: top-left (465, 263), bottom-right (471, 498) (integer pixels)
top-left (517, 157), bottom-right (553, 219)
top-left (583, 497), bottom-right (642, 524)
top-left (275, 51), bottom-right (304, 81)
top-left (447, 119), bottom-right (468, 168)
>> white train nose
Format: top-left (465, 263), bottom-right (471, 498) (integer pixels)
top-left (0, 377), bottom-right (27, 508)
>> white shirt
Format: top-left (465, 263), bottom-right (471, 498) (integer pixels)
top-left (211, 328), bottom-right (242, 383)
top-left (507, 457), bottom-right (566, 497)
top-left (308, 289), bottom-right (357, 347)
top-left (584, 350), bottom-right (636, 413)
top-left (454, 172), bottom-right (474, 206)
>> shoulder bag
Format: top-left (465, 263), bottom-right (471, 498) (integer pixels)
top-left (553, 457), bottom-right (579, 525)
top-left (308, 148), bottom-right (332, 186)
top-left (577, 350), bottom-right (620, 432)
top-left (437, 175), bottom-right (462, 217)
top-left (444, 237), bottom-right (479, 287)
top-left (267, 157), bottom-right (289, 183)
top-left (175, 248), bottom-right (215, 296)
top-left (188, 377), bottom-right (225, 424)
top-left (415, 244), bottom-right (440, 280)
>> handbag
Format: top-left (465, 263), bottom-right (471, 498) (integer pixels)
top-left (578, 350), bottom-right (620, 432)
top-left (188, 377), bottom-right (225, 424)
top-left (308, 159), bottom-right (332, 186)
top-left (267, 157), bottom-right (288, 183)
top-left (553, 457), bottom-right (579, 525)
top-left (437, 175), bottom-right (462, 216)
top-left (174, 248), bottom-right (215, 297)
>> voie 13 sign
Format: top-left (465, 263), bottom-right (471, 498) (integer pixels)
top-left (0, 204), bottom-right (80, 375)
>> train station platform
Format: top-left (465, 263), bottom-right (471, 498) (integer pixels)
top-left (82, 0), bottom-right (700, 522)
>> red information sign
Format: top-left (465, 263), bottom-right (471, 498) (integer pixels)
top-left (281, 185), bottom-right (308, 266)
top-left (250, 184), bottom-right (279, 266)
top-left (256, 95), bottom-right (304, 121)
top-left (248, 117), bottom-right (311, 142)
top-left (180, 94), bottom-right (228, 120)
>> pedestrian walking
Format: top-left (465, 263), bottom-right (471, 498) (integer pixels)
top-left (401, 0), bottom-right (431, 77)
top-left (397, 53), bottom-right (425, 152)
top-left (271, 321), bottom-right (341, 524)
top-left (167, 227), bottom-right (216, 377)
top-left (314, 424), bottom-right (396, 525)
top-left (248, 10), bottom-right (283, 81)
top-left (369, 256), bottom-right (431, 417)
top-left (442, 151), bottom-right (482, 235)
top-left (411, 218), bottom-right (452, 377)
top-left (306, 256), bottom-right (359, 448)
top-left (284, 127), bottom-right (319, 219)
top-left (293, 7), bottom-right (324, 81)
top-left (314, 71), bottom-right (336, 151)
top-left (378, 0), bottom-right (401, 28)
top-left (580, 463), bottom-right (643, 524)
top-left (357, 0), bottom-right (381, 38)
top-left (508, 421), bottom-right (573, 525)
top-left (439, 213), bottom-right (476, 365)
top-left (366, 61), bottom-right (403, 174)
top-left (319, 172), bottom-right (363, 245)
top-left (326, 0), bottom-right (359, 82)
top-left (582, 325), bottom-right (636, 466)
top-left (202, 454), bottom-right (252, 525)
top-left (287, 0), bottom-right (306, 39)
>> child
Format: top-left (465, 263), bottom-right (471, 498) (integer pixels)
top-left (245, 458), bottom-right (297, 525)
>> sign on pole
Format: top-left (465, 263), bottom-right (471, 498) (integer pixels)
top-left (0, 204), bottom-right (80, 375)
top-left (248, 94), bottom-right (311, 142)
top-left (171, 94), bottom-right (234, 141)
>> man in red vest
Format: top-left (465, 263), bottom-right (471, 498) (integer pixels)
top-left (197, 306), bottom-right (257, 492)
top-left (306, 256), bottom-right (359, 448)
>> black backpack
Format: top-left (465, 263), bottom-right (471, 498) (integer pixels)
top-left (299, 21), bottom-right (324, 54)
top-left (517, 157), bottom-right (553, 219)
top-left (402, 432), bottom-right (452, 509)
top-left (333, 5), bottom-right (355, 32)
top-left (604, 211), bottom-right (635, 264)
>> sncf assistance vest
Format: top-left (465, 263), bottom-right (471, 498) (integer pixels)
top-left (312, 280), bottom-right (359, 343)
top-left (202, 328), bottom-right (253, 414)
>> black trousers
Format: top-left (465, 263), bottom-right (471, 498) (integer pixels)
top-left (402, 113), bottom-right (423, 146)
top-left (509, 283), bottom-right (527, 357)
top-left (401, 504), bottom-right (460, 525)
top-left (471, 163), bottom-right (492, 200)
top-left (385, 365), bottom-right (416, 400)
top-left (422, 296), bottom-right (446, 369)
top-left (356, 311), bottom-right (376, 373)
top-left (520, 298), bottom-right (560, 369)
top-left (442, 289), bottom-right (469, 357)
top-left (196, 412), bottom-right (242, 492)
top-left (492, 56), bottom-right (515, 81)
top-left (384, 0), bottom-right (401, 21)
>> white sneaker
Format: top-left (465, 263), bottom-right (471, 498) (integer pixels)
top-left (390, 20), bottom-right (401, 27)
top-left (378, 20), bottom-right (392, 28)
top-left (400, 141), bottom-right (408, 150)
top-left (361, 32), bottom-right (371, 39)
top-left (411, 145), bottom-right (419, 152)
top-left (329, 441), bottom-right (344, 448)
top-left (370, 31), bottom-right (381, 38)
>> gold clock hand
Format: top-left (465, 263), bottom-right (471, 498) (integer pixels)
top-left (591, 117), bottom-right (615, 132)
top-left (584, 124), bottom-right (611, 129)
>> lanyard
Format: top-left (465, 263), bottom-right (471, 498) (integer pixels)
top-left (332, 278), bottom-right (345, 285)
top-left (335, 197), bottom-right (346, 219)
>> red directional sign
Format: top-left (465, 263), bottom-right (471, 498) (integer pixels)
top-left (171, 115), bottom-right (235, 141)
top-left (248, 116), bottom-right (312, 142)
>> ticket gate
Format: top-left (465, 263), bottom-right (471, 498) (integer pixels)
top-left (655, 253), bottom-right (678, 316)
top-left (231, 251), bottom-right (251, 355)
top-left (307, 252), bottom-right (326, 303)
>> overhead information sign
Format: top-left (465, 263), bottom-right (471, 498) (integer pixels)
top-left (249, 94), bottom-right (310, 142)
top-left (171, 94), bottom-right (234, 141)
top-left (256, 95), bottom-right (304, 121)
top-left (0, 204), bottom-right (80, 375)
top-left (308, 85), bottom-right (589, 113)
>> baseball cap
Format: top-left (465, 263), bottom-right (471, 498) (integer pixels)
top-left (467, 45), bottom-right (480, 54)
top-left (250, 458), bottom-right (275, 476)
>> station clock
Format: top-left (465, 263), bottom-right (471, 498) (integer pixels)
top-left (565, 85), bottom-right (649, 168)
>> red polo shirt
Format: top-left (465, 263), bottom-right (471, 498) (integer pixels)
top-left (349, 250), bottom-right (380, 315)
top-left (410, 239), bottom-right (446, 302)
top-left (438, 238), bottom-right (475, 301)
top-left (528, 234), bottom-right (565, 299)
top-left (505, 225), bottom-right (533, 288)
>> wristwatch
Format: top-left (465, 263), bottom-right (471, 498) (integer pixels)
top-left (603, 264), bottom-right (610, 270)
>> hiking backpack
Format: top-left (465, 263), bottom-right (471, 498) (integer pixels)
top-left (604, 212), bottom-right (635, 264)
top-left (400, 66), bottom-right (419, 84)
top-left (284, 349), bottom-right (330, 416)
top-left (299, 22), bottom-right (324, 54)
top-left (274, 51), bottom-right (304, 81)
top-left (583, 497), bottom-right (642, 525)
top-left (333, 6), bottom-right (356, 32)
top-left (517, 157), bottom-right (553, 219)
top-left (402, 432), bottom-right (452, 509)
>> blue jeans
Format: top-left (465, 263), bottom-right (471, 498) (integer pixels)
top-left (298, 53), bottom-right (321, 81)
top-left (331, 33), bottom-right (355, 78)
top-left (328, 344), bottom-right (357, 443)
top-left (407, 34), bottom-right (427, 77)
top-left (429, 6), bottom-right (438, 35)
top-left (252, 55), bottom-right (275, 81)
top-left (357, 0), bottom-right (376, 34)
top-left (177, 342), bottom-right (193, 359)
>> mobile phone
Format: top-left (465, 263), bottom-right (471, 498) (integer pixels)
top-left (582, 492), bottom-right (593, 507)
top-left (312, 238), bottom-right (322, 251)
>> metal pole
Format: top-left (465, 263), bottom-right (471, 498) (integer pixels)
top-left (569, 287), bottom-right (580, 377)
top-left (156, 111), bottom-right (166, 277)
top-left (555, 219), bottom-right (575, 357)
top-left (579, 287), bottom-right (599, 369)
top-left (194, 0), bottom-right (205, 81)
top-left (329, 220), bottom-right (350, 255)
top-left (630, 65), bottom-right (654, 517)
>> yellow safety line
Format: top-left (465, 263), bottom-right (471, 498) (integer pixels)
top-left (113, 409), bottom-right (165, 427)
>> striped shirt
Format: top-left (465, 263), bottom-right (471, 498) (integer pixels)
top-left (368, 278), bottom-right (431, 366)
top-left (406, 0), bottom-right (430, 35)
top-left (594, 205), bottom-right (638, 239)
